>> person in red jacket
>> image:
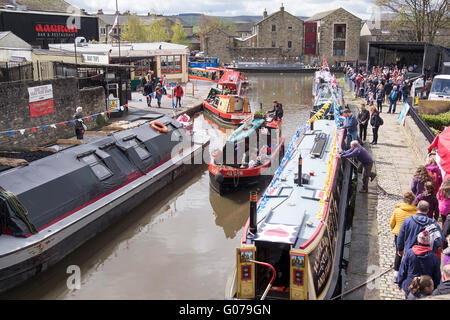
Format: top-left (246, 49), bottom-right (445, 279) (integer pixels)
top-left (174, 83), bottom-right (184, 108)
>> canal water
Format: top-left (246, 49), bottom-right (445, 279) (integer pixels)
top-left (2, 73), bottom-right (313, 300)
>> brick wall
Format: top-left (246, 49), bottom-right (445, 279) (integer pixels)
top-left (0, 78), bottom-right (106, 150)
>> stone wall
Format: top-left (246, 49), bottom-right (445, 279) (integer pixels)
top-left (0, 78), bottom-right (106, 150)
top-left (318, 8), bottom-right (361, 66)
top-left (255, 9), bottom-right (304, 57)
top-left (400, 114), bottom-right (432, 164)
top-left (231, 47), bottom-right (283, 61)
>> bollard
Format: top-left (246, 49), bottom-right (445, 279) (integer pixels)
top-left (298, 154), bottom-right (303, 186)
top-left (249, 191), bottom-right (258, 234)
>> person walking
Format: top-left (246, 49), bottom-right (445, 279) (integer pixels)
top-left (390, 191), bottom-right (418, 281)
top-left (369, 106), bottom-right (383, 145)
top-left (387, 85), bottom-right (401, 114)
top-left (414, 181), bottom-right (439, 221)
top-left (411, 166), bottom-right (433, 196)
top-left (397, 230), bottom-right (441, 298)
top-left (432, 264), bottom-right (450, 296)
top-left (155, 84), bottom-right (163, 108)
top-left (73, 106), bottom-right (86, 140)
top-left (406, 275), bottom-right (434, 300)
top-left (161, 74), bottom-right (168, 95)
top-left (425, 157), bottom-right (443, 195)
top-left (143, 81), bottom-right (154, 107)
top-left (342, 109), bottom-right (358, 149)
top-left (443, 235), bottom-right (450, 265)
top-left (375, 84), bottom-right (385, 113)
top-left (174, 83), bottom-right (184, 108)
top-left (397, 200), bottom-right (444, 257)
top-left (338, 140), bottom-right (376, 193)
top-left (357, 104), bottom-right (370, 142)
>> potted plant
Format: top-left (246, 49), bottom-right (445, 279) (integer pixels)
top-left (254, 110), bottom-right (266, 119)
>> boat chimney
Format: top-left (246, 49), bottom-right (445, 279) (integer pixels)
top-left (310, 119), bottom-right (314, 130)
top-left (298, 154), bottom-right (303, 186)
top-left (249, 191), bottom-right (258, 234)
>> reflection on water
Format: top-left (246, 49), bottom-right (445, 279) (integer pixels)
top-left (1, 73), bottom-right (313, 300)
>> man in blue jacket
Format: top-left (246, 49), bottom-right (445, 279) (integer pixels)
top-left (397, 229), bottom-right (441, 297)
top-left (397, 200), bottom-right (444, 256)
top-left (342, 109), bottom-right (358, 149)
top-left (387, 85), bottom-right (401, 114)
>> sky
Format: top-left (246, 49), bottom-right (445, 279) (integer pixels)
top-left (66, 0), bottom-right (378, 19)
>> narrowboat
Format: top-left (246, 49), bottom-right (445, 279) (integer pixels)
top-left (0, 113), bottom-right (209, 293)
top-left (225, 81), bottom-right (354, 300)
top-left (188, 67), bottom-right (229, 83)
top-left (209, 115), bottom-right (285, 195)
top-left (202, 70), bottom-right (252, 126)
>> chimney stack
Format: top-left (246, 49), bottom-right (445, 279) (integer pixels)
top-left (263, 8), bottom-right (267, 18)
top-left (280, 3), bottom-right (285, 11)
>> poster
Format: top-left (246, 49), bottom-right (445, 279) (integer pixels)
top-left (28, 84), bottom-right (54, 117)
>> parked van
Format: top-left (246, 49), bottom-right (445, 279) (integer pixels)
top-left (428, 75), bottom-right (450, 101)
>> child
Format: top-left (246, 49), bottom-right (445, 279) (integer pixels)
top-left (414, 181), bottom-right (439, 221)
top-left (407, 275), bottom-right (434, 300)
top-left (438, 179), bottom-right (450, 225)
top-left (367, 91), bottom-right (374, 106)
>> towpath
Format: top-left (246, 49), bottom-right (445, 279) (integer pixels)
top-left (340, 79), bottom-right (423, 300)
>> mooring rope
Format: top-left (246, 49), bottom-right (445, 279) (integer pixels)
top-left (0, 186), bottom-right (38, 235)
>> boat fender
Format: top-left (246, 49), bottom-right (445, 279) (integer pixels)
top-left (215, 168), bottom-right (224, 184)
top-left (151, 121), bottom-right (168, 133)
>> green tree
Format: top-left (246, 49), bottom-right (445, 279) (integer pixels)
top-left (147, 18), bottom-right (170, 42)
top-left (376, 0), bottom-right (449, 43)
top-left (171, 20), bottom-right (189, 46)
top-left (121, 14), bottom-right (148, 42)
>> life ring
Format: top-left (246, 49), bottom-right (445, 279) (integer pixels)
top-left (151, 121), bottom-right (168, 133)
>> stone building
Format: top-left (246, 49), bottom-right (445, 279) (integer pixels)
top-left (305, 8), bottom-right (361, 67)
top-left (253, 5), bottom-right (304, 58)
top-left (202, 5), bottom-right (303, 64)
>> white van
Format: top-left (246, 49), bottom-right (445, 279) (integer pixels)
top-left (428, 75), bottom-right (450, 101)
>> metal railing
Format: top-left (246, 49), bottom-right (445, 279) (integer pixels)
top-left (0, 62), bottom-right (33, 82)
top-left (407, 105), bottom-right (436, 143)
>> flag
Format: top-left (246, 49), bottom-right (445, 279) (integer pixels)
top-left (108, 14), bottom-right (119, 35)
top-left (322, 56), bottom-right (328, 69)
top-left (19, 129), bottom-right (25, 135)
top-left (7, 131), bottom-right (14, 136)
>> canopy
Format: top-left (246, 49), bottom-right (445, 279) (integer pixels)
top-left (429, 126), bottom-right (450, 180)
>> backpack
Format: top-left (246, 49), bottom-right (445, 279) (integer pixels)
top-left (425, 223), bottom-right (443, 253)
top-left (377, 115), bottom-right (384, 126)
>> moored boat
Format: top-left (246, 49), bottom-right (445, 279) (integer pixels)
top-left (0, 113), bottom-right (209, 294)
top-left (225, 74), bottom-right (354, 300)
top-left (209, 114), bottom-right (285, 195)
top-left (188, 67), bottom-right (230, 83)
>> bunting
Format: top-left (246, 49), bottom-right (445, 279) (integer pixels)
top-left (0, 111), bottom-right (109, 136)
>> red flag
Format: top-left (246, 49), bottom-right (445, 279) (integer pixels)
top-left (30, 127), bottom-right (37, 132)
top-left (87, 117), bottom-right (91, 122)
top-left (59, 122), bottom-right (65, 126)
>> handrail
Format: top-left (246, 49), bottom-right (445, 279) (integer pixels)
top-left (407, 105), bottom-right (435, 143)
top-left (250, 260), bottom-right (276, 300)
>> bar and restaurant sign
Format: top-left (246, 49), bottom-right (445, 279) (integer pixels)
top-left (28, 84), bottom-right (54, 118)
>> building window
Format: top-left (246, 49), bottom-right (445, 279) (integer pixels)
top-left (100, 28), bottom-right (106, 35)
top-left (288, 41), bottom-right (292, 48)
top-left (161, 55), bottom-right (182, 73)
top-left (272, 41), bottom-right (276, 47)
top-left (333, 41), bottom-right (345, 56)
top-left (334, 24), bottom-right (346, 39)
top-left (288, 26), bottom-right (292, 30)
top-left (272, 25), bottom-right (276, 32)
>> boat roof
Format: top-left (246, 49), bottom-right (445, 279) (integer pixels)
top-left (219, 70), bottom-right (242, 85)
top-left (251, 119), bottom-right (343, 249)
top-left (227, 118), bottom-right (265, 143)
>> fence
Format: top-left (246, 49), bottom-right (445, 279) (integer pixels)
top-left (0, 62), bottom-right (33, 82)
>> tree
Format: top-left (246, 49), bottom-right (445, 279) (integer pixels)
top-left (147, 18), bottom-right (170, 42)
top-left (121, 14), bottom-right (148, 42)
top-left (376, 0), bottom-right (449, 43)
top-left (171, 20), bottom-right (190, 46)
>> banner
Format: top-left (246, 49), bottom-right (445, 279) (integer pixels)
top-left (397, 102), bottom-right (410, 126)
top-left (28, 84), bottom-right (53, 103)
top-left (29, 99), bottom-right (54, 118)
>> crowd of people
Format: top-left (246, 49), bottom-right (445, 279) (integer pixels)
top-left (141, 71), bottom-right (184, 108)
top-left (389, 155), bottom-right (450, 299)
top-left (343, 65), bottom-right (417, 114)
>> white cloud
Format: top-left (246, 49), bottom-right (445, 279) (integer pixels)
top-left (67, 0), bottom-right (376, 19)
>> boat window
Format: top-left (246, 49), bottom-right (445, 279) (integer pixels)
top-left (79, 153), bottom-right (113, 181)
top-left (128, 138), bottom-right (151, 160)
